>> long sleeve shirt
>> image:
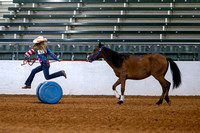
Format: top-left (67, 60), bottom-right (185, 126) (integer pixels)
top-left (24, 46), bottom-right (59, 63)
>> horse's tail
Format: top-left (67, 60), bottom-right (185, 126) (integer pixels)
top-left (167, 58), bottom-right (182, 89)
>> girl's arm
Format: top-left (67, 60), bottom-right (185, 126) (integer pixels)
top-left (46, 46), bottom-right (59, 61)
top-left (24, 48), bottom-right (35, 59)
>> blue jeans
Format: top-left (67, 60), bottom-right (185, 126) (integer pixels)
top-left (25, 61), bottom-right (63, 86)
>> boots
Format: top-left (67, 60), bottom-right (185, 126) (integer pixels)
top-left (22, 85), bottom-right (31, 89)
top-left (62, 70), bottom-right (67, 79)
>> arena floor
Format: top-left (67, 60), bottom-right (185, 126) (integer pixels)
top-left (0, 95), bottom-right (199, 133)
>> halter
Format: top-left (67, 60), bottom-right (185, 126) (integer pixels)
top-left (90, 45), bottom-right (104, 61)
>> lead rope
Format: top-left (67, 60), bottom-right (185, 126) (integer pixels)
top-left (21, 58), bottom-right (88, 66)
top-left (21, 58), bottom-right (36, 66)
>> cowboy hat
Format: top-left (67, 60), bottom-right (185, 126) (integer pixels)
top-left (33, 36), bottom-right (47, 43)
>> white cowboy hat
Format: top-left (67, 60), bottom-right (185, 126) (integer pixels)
top-left (33, 36), bottom-right (47, 43)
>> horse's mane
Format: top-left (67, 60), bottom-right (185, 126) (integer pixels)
top-left (102, 47), bottom-right (130, 68)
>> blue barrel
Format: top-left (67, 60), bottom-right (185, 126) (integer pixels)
top-left (36, 81), bottom-right (47, 103)
top-left (36, 81), bottom-right (63, 104)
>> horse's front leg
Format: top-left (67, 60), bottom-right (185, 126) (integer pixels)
top-left (117, 76), bottom-right (126, 104)
top-left (112, 79), bottom-right (121, 99)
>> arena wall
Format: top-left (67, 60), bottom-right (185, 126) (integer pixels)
top-left (0, 60), bottom-right (199, 96)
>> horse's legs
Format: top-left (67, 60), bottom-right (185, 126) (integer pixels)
top-left (117, 77), bottom-right (126, 104)
top-left (112, 79), bottom-right (121, 99)
top-left (155, 76), bottom-right (171, 105)
top-left (164, 81), bottom-right (171, 105)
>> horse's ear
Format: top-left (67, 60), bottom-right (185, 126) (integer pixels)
top-left (102, 42), bottom-right (105, 46)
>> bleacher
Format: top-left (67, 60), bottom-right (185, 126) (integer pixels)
top-left (0, 0), bottom-right (200, 61)
top-left (0, 0), bottom-right (14, 22)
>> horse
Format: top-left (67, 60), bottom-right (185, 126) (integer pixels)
top-left (88, 42), bottom-right (181, 105)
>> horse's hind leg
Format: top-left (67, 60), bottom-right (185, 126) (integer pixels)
top-left (155, 76), bottom-right (171, 105)
top-left (164, 81), bottom-right (171, 105)
top-left (112, 79), bottom-right (121, 99)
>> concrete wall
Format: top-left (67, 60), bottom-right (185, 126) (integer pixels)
top-left (0, 60), bottom-right (199, 96)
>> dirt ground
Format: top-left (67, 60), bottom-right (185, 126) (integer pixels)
top-left (0, 95), bottom-right (199, 133)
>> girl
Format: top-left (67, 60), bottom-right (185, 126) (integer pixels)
top-left (22, 36), bottom-right (66, 89)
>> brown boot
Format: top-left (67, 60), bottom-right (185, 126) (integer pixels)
top-left (22, 85), bottom-right (31, 89)
top-left (62, 70), bottom-right (67, 79)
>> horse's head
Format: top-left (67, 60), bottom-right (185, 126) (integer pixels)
top-left (88, 42), bottom-right (105, 62)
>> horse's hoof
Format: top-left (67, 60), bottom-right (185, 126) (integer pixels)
top-left (167, 101), bottom-right (171, 106)
top-left (156, 100), bottom-right (163, 105)
top-left (155, 102), bottom-right (162, 106)
top-left (117, 101), bottom-right (123, 104)
top-left (155, 103), bottom-right (160, 106)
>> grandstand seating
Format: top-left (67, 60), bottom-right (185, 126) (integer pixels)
top-left (11, 0), bottom-right (200, 3)
top-left (0, 0), bottom-right (14, 22)
top-left (0, 0), bottom-right (200, 60)
top-left (8, 7), bottom-right (200, 11)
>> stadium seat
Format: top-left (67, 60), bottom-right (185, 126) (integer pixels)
top-left (73, 53), bottom-right (88, 60)
top-left (0, 0), bottom-right (200, 60)
top-left (0, 53), bottom-right (13, 60)
top-left (62, 53), bottom-right (72, 60)
top-left (8, 7), bottom-right (200, 12)
top-left (12, 0), bottom-right (200, 3)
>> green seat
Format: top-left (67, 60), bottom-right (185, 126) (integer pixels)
top-left (132, 46), bottom-right (139, 53)
top-left (179, 53), bottom-right (194, 61)
top-left (48, 45), bottom-right (60, 52)
top-left (0, 45), bottom-right (16, 51)
top-left (73, 53), bottom-right (88, 60)
top-left (187, 46), bottom-right (199, 52)
top-left (76, 45), bottom-right (87, 52)
top-left (156, 45), bottom-right (168, 52)
top-left (71, 45), bottom-right (78, 52)
top-left (18, 45), bottom-right (31, 52)
top-left (145, 45), bottom-right (152, 52)
top-left (18, 53), bottom-right (26, 60)
top-left (139, 46), bottom-right (145, 52)
top-left (164, 46), bottom-right (171, 52)
top-left (138, 45), bottom-right (151, 53)
top-left (63, 45), bottom-right (74, 52)
top-left (164, 53), bottom-right (179, 61)
top-left (124, 45), bottom-right (134, 52)
top-left (171, 46), bottom-right (179, 52)
top-left (153, 45), bottom-right (161, 52)
top-left (107, 45), bottom-right (115, 51)
top-left (9, 45), bottom-right (16, 51)
top-left (0, 53), bottom-right (13, 60)
top-left (115, 45), bottom-right (124, 52)
top-left (62, 53), bottom-right (72, 60)
top-left (0, 45), bottom-right (8, 51)
top-left (87, 45), bottom-right (96, 52)
top-left (193, 53), bottom-right (198, 61)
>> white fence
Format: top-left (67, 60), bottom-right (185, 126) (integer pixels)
top-left (0, 60), bottom-right (200, 96)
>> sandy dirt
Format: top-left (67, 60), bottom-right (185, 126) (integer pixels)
top-left (0, 95), bottom-right (199, 133)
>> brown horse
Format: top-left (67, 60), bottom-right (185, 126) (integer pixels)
top-left (88, 43), bottom-right (181, 105)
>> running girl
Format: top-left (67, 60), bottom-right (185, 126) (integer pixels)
top-left (22, 36), bottom-right (66, 89)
